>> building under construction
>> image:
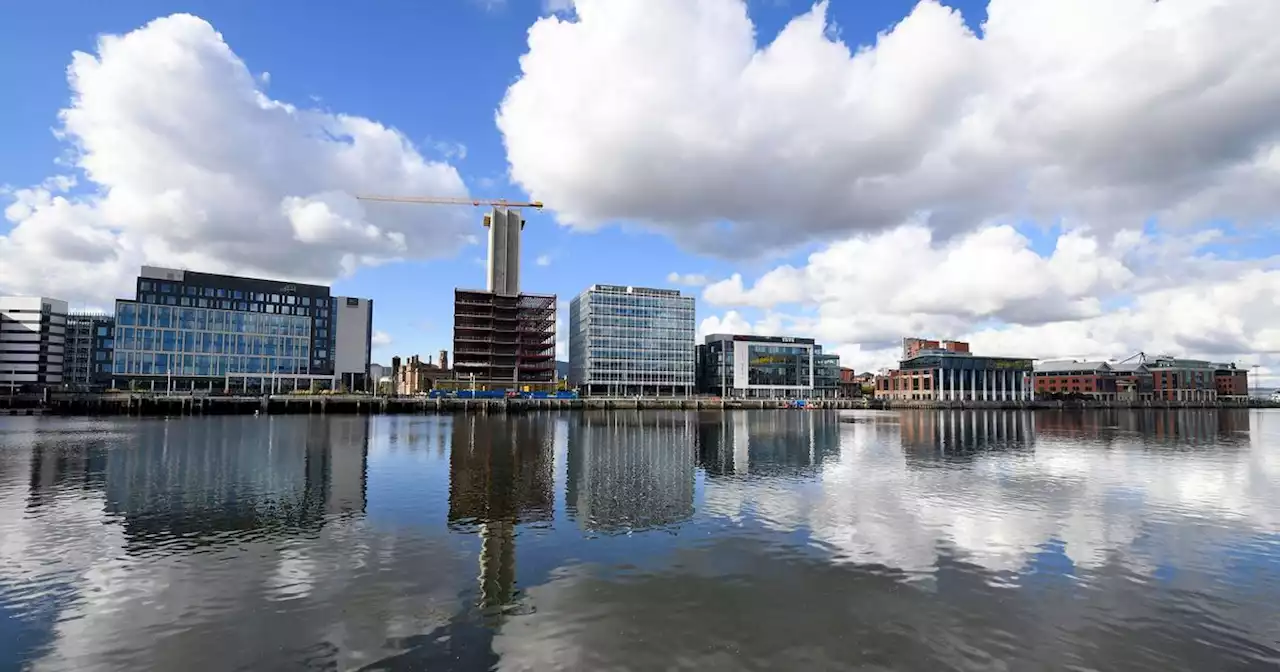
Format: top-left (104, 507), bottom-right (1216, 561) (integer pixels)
top-left (447, 207), bottom-right (557, 391)
top-left (451, 289), bottom-right (556, 390)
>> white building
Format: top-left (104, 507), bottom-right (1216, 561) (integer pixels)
top-left (333, 297), bottom-right (373, 391)
top-left (0, 297), bottom-right (69, 391)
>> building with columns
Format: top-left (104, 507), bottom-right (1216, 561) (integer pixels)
top-left (876, 338), bottom-right (1033, 402)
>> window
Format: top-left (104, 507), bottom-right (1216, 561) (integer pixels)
top-left (346, 298), bottom-right (360, 307)
top-left (96, 326), bottom-right (108, 337)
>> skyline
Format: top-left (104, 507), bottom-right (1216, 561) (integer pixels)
top-left (3, 0), bottom-right (1279, 380)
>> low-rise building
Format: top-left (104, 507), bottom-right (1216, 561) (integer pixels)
top-left (395, 354), bottom-right (451, 394)
top-left (696, 334), bottom-right (839, 398)
top-left (1147, 356), bottom-right (1217, 402)
top-left (1032, 360), bottom-right (1118, 400)
top-left (1214, 363), bottom-right (1250, 400)
top-left (837, 368), bottom-right (874, 397)
top-left (876, 337), bottom-right (1032, 402)
top-left (1112, 361), bottom-right (1154, 402)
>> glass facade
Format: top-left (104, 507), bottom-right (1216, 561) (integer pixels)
top-left (746, 344), bottom-right (812, 387)
top-left (569, 285), bottom-right (695, 396)
top-left (112, 300), bottom-right (311, 378)
top-left (131, 268), bottom-right (332, 374)
top-left (697, 334), bottom-right (839, 398)
top-left (64, 313), bottom-right (115, 389)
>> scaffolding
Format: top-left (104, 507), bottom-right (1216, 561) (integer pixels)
top-left (448, 289), bottom-right (556, 391)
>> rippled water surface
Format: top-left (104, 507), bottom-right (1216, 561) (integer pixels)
top-left (2, 410), bottom-right (1279, 671)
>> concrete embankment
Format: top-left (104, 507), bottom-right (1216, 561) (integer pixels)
top-left (33, 394), bottom-right (877, 417)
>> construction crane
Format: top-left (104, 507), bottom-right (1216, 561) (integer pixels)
top-left (355, 195), bottom-right (543, 209)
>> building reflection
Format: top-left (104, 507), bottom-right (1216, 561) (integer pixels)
top-left (566, 412), bottom-right (696, 533)
top-left (97, 416), bottom-right (370, 545)
top-left (1034, 408), bottom-right (1250, 445)
top-left (448, 414), bottom-right (555, 612)
top-left (897, 410), bottom-right (1036, 455)
top-left (696, 410), bottom-right (841, 477)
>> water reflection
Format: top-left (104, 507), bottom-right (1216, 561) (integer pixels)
top-left (696, 410), bottom-right (841, 477)
top-left (2, 410), bottom-right (1279, 671)
top-left (567, 412), bottom-right (696, 533)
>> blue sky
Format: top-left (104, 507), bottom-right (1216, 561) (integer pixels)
top-left (2, 0), bottom-right (1279, 375)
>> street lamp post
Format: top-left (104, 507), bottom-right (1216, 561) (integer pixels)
top-left (1252, 364), bottom-right (1260, 399)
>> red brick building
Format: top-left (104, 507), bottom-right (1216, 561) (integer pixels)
top-left (1031, 361), bottom-right (1117, 400)
top-left (1214, 364), bottom-right (1249, 400)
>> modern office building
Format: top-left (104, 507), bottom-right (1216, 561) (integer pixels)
top-left (696, 334), bottom-right (839, 398)
top-left (0, 297), bottom-right (67, 391)
top-left (332, 296), bottom-right (373, 391)
top-left (1146, 355), bottom-right (1218, 402)
top-left (876, 338), bottom-right (1032, 402)
top-left (64, 312), bottom-right (115, 390)
top-left (815, 352), bottom-right (841, 399)
top-left (111, 266), bottom-right (372, 392)
top-left (568, 284), bottom-right (696, 397)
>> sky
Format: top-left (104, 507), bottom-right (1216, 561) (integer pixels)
top-left (3, 0), bottom-right (1280, 380)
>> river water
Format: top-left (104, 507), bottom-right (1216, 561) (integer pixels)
top-left (1, 410), bottom-right (1278, 671)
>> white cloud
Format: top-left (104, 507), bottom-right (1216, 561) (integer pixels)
top-left (666, 271), bottom-right (709, 287)
top-left (693, 221), bottom-right (1280, 379)
top-left (0, 14), bottom-right (471, 304)
top-left (371, 330), bottom-right (393, 348)
top-left (536, 254), bottom-right (552, 266)
top-left (498, 0), bottom-right (1280, 255)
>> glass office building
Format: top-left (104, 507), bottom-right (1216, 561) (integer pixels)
top-left (111, 266), bottom-right (356, 392)
top-left (697, 334), bottom-right (840, 398)
top-left (568, 284), bottom-right (695, 396)
top-left (64, 312), bottom-right (114, 390)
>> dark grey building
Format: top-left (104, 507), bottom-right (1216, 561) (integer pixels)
top-left (0, 297), bottom-right (68, 392)
top-left (65, 312), bottom-right (115, 390)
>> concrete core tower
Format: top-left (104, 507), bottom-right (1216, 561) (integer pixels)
top-left (484, 207), bottom-right (524, 295)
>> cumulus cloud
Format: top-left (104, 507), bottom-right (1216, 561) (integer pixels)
top-left (498, 0), bottom-right (1280, 254)
top-left (0, 14), bottom-right (471, 304)
top-left (694, 222), bottom-right (1280, 377)
top-left (536, 254), bottom-right (552, 267)
top-left (371, 330), bottom-right (393, 348)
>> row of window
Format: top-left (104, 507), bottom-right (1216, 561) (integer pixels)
top-left (117, 304), bottom-right (311, 336)
top-left (583, 372), bottom-right (695, 383)
top-left (115, 329), bottom-right (311, 359)
top-left (112, 352), bottom-right (311, 377)
top-left (140, 281), bottom-right (321, 306)
top-left (136, 293), bottom-right (326, 318)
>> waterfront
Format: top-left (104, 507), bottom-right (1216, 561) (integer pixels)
top-left (0, 410), bottom-right (1277, 671)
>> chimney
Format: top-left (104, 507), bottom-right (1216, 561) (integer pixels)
top-left (391, 356), bottom-right (401, 395)
top-left (439, 350), bottom-right (449, 370)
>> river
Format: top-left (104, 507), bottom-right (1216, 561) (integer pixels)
top-left (1, 410), bottom-right (1278, 671)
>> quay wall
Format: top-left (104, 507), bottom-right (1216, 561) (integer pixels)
top-left (30, 394), bottom-right (875, 417)
top-left (3, 394), bottom-right (1275, 417)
